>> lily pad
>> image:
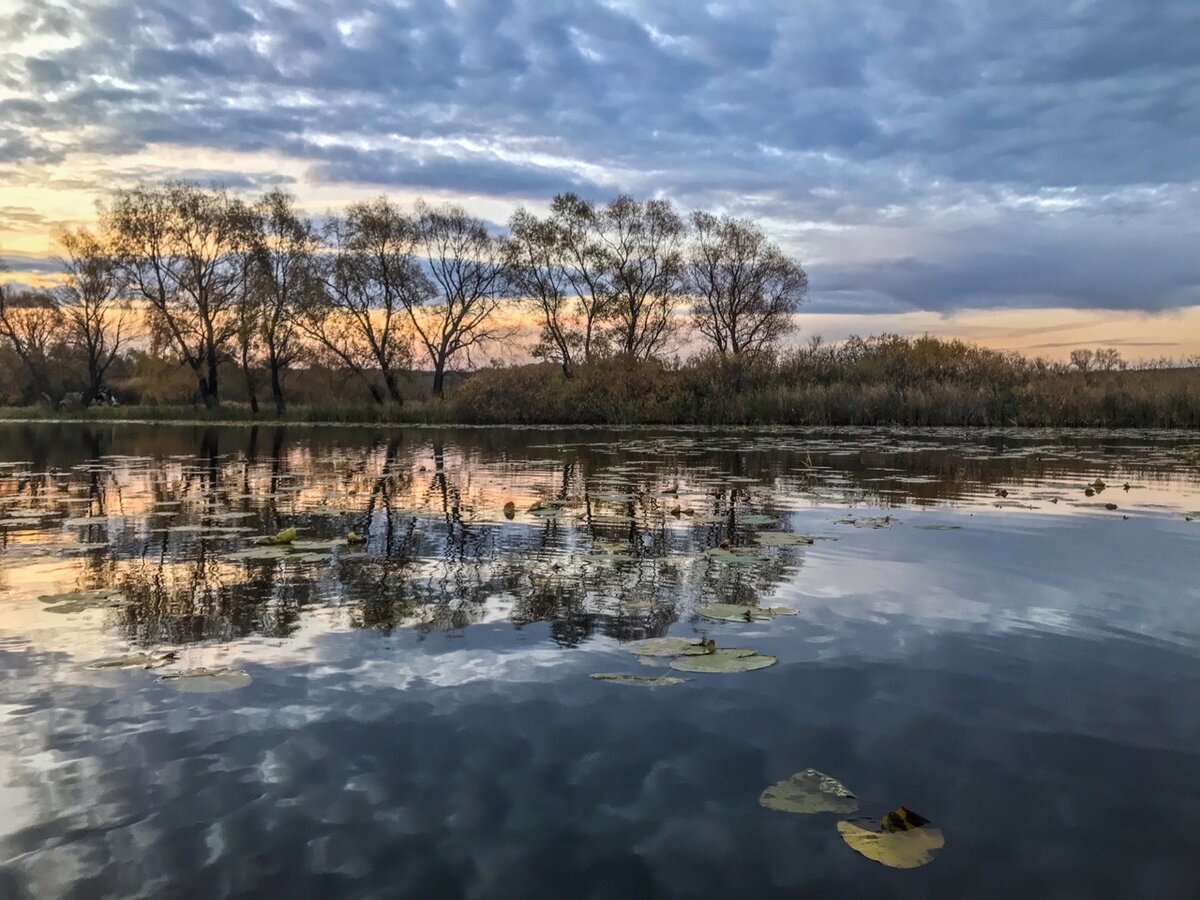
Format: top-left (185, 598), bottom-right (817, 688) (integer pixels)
top-left (740, 514), bottom-right (780, 527)
top-left (62, 516), bottom-right (109, 527)
top-left (590, 673), bottom-right (686, 686)
top-left (158, 667), bottom-right (252, 693)
top-left (226, 546), bottom-right (290, 561)
top-left (625, 637), bottom-right (713, 657)
top-left (255, 527), bottom-right (297, 545)
top-left (289, 539), bottom-right (343, 551)
top-left (87, 651), bottom-right (178, 670)
top-left (753, 532), bottom-right (815, 546)
top-left (696, 603), bottom-right (797, 623)
top-left (669, 649), bottom-right (777, 673)
top-left (836, 807), bottom-right (945, 869)
top-left (705, 546), bottom-right (763, 564)
top-left (759, 769), bottom-right (858, 814)
top-left (39, 588), bottom-right (130, 614)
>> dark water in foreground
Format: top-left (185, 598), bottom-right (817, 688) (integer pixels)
top-left (1, 422), bottom-right (1198, 898)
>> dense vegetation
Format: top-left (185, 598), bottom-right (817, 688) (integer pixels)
top-left (2, 183), bottom-right (1197, 428)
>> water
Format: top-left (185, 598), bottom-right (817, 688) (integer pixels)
top-left (1, 422), bottom-right (1198, 898)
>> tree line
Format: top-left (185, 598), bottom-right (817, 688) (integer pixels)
top-left (0, 184), bottom-right (808, 411)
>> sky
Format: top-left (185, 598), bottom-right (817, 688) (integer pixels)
top-left (1, 0), bottom-right (1199, 360)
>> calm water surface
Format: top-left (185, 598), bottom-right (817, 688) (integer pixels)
top-left (1, 423), bottom-right (1198, 898)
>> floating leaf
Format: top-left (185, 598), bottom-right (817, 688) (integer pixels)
top-left (838, 516), bottom-right (892, 529)
top-left (87, 651), bottom-right (178, 670)
top-left (759, 769), bottom-right (858, 814)
top-left (226, 546), bottom-right (290, 561)
top-left (590, 673), bottom-right (686, 686)
top-left (705, 546), bottom-right (763, 564)
top-left (696, 603), bottom-right (796, 623)
top-left (62, 516), bottom-right (109, 527)
top-left (255, 527), bottom-right (297, 545)
top-left (158, 667), bottom-right (252, 693)
top-left (753, 532), bottom-right (815, 546)
top-left (740, 513), bottom-right (780, 527)
top-left (669, 649), bottom-right (777, 673)
top-left (289, 539), bottom-right (342, 551)
top-left (836, 807), bottom-right (945, 869)
top-left (625, 636), bottom-right (712, 657)
top-left (39, 588), bottom-right (129, 614)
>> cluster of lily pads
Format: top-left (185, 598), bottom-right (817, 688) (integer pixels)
top-left (759, 769), bottom-right (944, 869)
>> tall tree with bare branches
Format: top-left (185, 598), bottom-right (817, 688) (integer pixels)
top-left (411, 201), bottom-right (510, 396)
top-left (600, 196), bottom-right (686, 360)
top-left (503, 208), bottom-right (578, 377)
top-left (104, 183), bottom-right (255, 408)
top-left (303, 198), bottom-right (419, 405)
top-left (550, 193), bottom-right (615, 362)
top-left (0, 274), bottom-right (63, 402)
top-left (687, 211), bottom-right (807, 357)
top-left (56, 228), bottom-right (131, 403)
top-left (248, 189), bottom-right (321, 414)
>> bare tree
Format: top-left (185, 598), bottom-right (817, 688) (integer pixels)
top-left (0, 272), bottom-right (64, 402)
top-left (249, 190), bottom-right (320, 413)
top-left (1093, 347), bottom-right (1125, 371)
top-left (104, 183), bottom-right (255, 408)
top-left (550, 193), bottom-right (614, 362)
top-left (412, 201), bottom-right (510, 396)
top-left (303, 198), bottom-right (418, 405)
top-left (56, 228), bottom-right (132, 403)
top-left (504, 207), bottom-right (578, 377)
top-left (688, 211), bottom-right (807, 357)
top-left (1070, 349), bottom-right (1095, 372)
top-left (600, 196), bottom-right (686, 359)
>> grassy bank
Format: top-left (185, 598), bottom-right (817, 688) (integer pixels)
top-left (2, 353), bottom-right (1197, 429)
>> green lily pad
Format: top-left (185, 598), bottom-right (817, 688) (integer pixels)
top-left (696, 603), bottom-right (796, 623)
top-left (625, 637), bottom-right (712, 657)
top-left (255, 527), bottom-right (297, 545)
top-left (753, 532), bottom-right (815, 546)
top-left (39, 588), bottom-right (130, 614)
top-left (158, 667), bottom-right (252, 693)
top-left (669, 650), bottom-right (777, 673)
top-left (759, 769), bottom-right (859, 814)
top-left (740, 514), bottom-right (780, 527)
top-left (837, 807), bottom-right (944, 869)
top-left (590, 673), bottom-right (686, 686)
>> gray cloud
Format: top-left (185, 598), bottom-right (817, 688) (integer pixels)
top-left (0, 0), bottom-right (1197, 314)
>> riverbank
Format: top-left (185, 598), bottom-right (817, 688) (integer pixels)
top-left (2, 356), bottom-right (1197, 429)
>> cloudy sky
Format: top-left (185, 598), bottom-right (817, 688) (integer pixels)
top-left (2, 0), bottom-right (1199, 358)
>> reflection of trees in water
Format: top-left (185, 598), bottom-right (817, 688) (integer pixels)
top-left (7, 422), bottom-right (1196, 655)
top-left (114, 537), bottom-right (309, 645)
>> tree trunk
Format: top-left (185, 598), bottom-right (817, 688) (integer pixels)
top-left (198, 372), bottom-right (217, 410)
top-left (270, 360), bottom-right (286, 415)
top-left (241, 348), bottom-right (259, 414)
top-left (382, 367), bottom-right (404, 406)
top-left (84, 362), bottom-right (101, 406)
top-left (205, 354), bottom-right (221, 408)
top-left (432, 361), bottom-right (446, 397)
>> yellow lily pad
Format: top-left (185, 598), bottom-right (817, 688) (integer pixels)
top-left (837, 807), bottom-right (944, 869)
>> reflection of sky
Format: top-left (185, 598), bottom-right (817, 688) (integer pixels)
top-left (2, 425), bottom-right (1200, 896)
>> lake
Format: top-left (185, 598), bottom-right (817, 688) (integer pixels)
top-left (1, 422), bottom-right (1198, 898)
